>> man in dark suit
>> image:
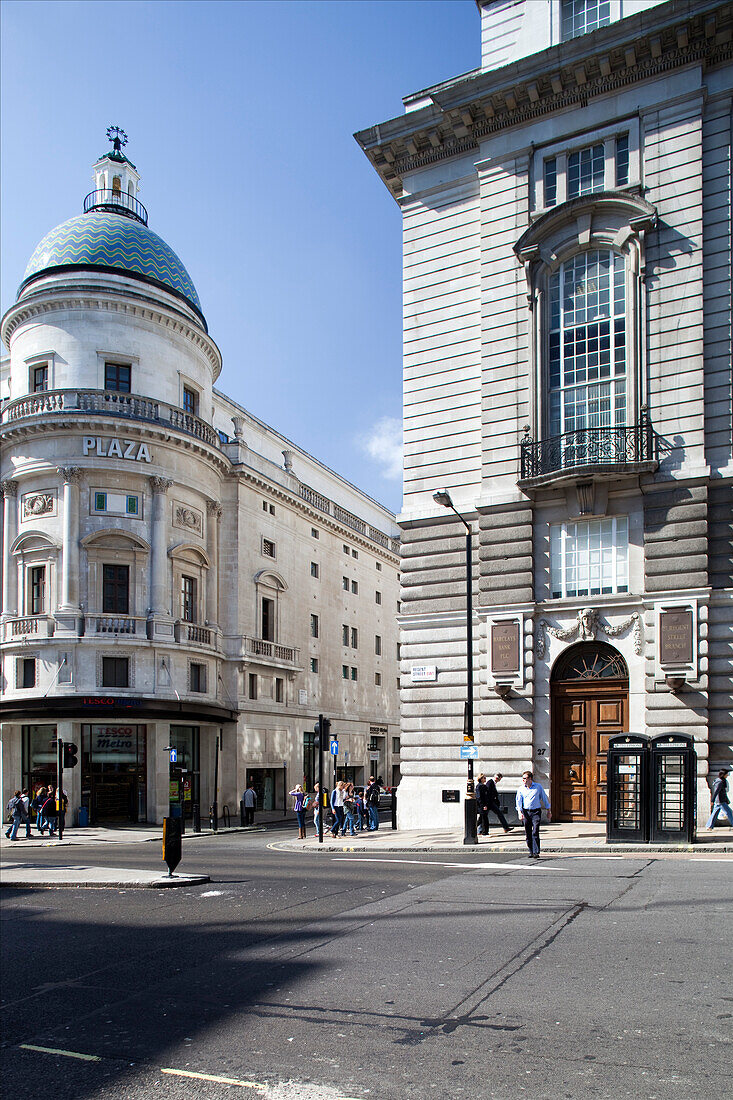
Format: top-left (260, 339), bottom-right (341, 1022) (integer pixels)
top-left (486, 773), bottom-right (511, 833)
top-left (475, 774), bottom-right (491, 835)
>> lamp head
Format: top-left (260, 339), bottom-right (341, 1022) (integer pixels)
top-left (433, 489), bottom-right (453, 509)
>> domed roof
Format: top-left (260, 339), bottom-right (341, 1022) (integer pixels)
top-left (19, 210), bottom-right (204, 322)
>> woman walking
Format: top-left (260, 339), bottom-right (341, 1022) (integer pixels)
top-left (312, 782), bottom-right (321, 838)
top-left (33, 787), bottom-right (48, 835)
top-left (289, 784), bottom-right (307, 840)
top-left (330, 781), bottom-right (346, 837)
top-left (343, 783), bottom-right (358, 836)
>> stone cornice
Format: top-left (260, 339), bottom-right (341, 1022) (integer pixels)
top-left (1, 287), bottom-right (222, 380)
top-left (356, 0), bottom-right (732, 199)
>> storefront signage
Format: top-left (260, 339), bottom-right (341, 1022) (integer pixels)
top-left (659, 608), bottom-right (693, 665)
top-left (411, 665), bottom-right (437, 682)
top-left (491, 621), bottom-right (520, 674)
top-left (89, 724), bottom-right (140, 764)
top-left (82, 697), bottom-right (143, 708)
top-left (82, 436), bottom-right (152, 462)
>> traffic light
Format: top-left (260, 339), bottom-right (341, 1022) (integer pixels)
top-left (313, 717), bottom-right (331, 746)
top-left (322, 718), bottom-right (331, 742)
top-left (62, 742), bottom-right (79, 768)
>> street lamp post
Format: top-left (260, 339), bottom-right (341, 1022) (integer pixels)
top-left (433, 489), bottom-right (478, 846)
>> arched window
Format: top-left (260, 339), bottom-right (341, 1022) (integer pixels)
top-left (112, 175), bottom-right (122, 194)
top-left (551, 641), bottom-right (628, 681)
top-left (549, 249), bottom-right (626, 439)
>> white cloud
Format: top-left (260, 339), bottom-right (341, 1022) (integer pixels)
top-left (360, 416), bottom-right (403, 481)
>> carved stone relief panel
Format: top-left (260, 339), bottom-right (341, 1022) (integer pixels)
top-left (172, 502), bottom-right (203, 536)
top-left (22, 491), bottom-right (57, 519)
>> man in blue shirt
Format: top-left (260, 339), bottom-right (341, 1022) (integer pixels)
top-left (515, 770), bottom-right (551, 859)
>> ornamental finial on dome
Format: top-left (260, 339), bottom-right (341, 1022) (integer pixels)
top-left (106, 125), bottom-right (128, 155)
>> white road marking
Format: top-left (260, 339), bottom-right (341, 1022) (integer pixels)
top-left (20, 1044), bottom-right (100, 1061)
top-left (330, 857), bottom-right (556, 871)
top-left (161, 1067), bottom-right (265, 1089)
top-left (199, 890), bottom-right (225, 897)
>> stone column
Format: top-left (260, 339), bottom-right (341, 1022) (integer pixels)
top-left (205, 500), bottom-right (222, 628)
top-left (56, 468), bottom-right (82, 611)
top-left (148, 477), bottom-right (173, 618)
top-left (1, 480), bottom-right (19, 619)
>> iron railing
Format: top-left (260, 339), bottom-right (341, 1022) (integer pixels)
top-left (520, 419), bottom-right (656, 481)
top-left (1, 389), bottom-right (221, 449)
top-left (83, 189), bottom-right (148, 225)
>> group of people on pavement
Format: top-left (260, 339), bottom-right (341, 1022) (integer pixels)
top-left (5, 786), bottom-right (67, 840)
top-left (288, 776), bottom-right (383, 840)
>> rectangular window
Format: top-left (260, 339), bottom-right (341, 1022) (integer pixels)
top-left (342, 665), bottom-right (349, 679)
top-left (342, 576), bottom-right (349, 591)
top-left (310, 657), bottom-right (319, 674)
top-left (375, 672), bottom-right (382, 686)
top-left (351, 549), bottom-right (358, 559)
top-left (343, 545), bottom-right (350, 555)
top-left (351, 627), bottom-right (358, 649)
top-left (393, 737), bottom-right (400, 755)
top-left (311, 528), bottom-right (319, 539)
top-left (310, 613), bottom-right (319, 639)
top-left (375, 634), bottom-right (382, 656)
top-left (18, 657), bottom-right (36, 688)
top-left (102, 656), bottom-right (129, 688)
top-left (342, 624), bottom-right (349, 646)
top-left (248, 673), bottom-right (258, 700)
top-left (544, 157), bottom-right (557, 206)
top-left (550, 516), bottom-right (629, 598)
top-left (32, 364), bottom-right (49, 392)
top-left (93, 492), bottom-right (140, 517)
top-left (616, 133), bottom-right (629, 187)
top-left (567, 143), bottom-right (605, 199)
top-left (182, 386), bottom-right (198, 416)
top-left (275, 677), bottom-right (284, 703)
top-left (30, 566), bottom-right (45, 615)
top-left (104, 362), bottom-right (131, 392)
top-left (262, 597), bottom-right (275, 641)
top-left (561, 0), bottom-right (611, 41)
top-left (376, 561), bottom-right (382, 571)
top-left (181, 575), bottom-right (197, 623)
top-left (375, 590), bottom-right (382, 605)
top-left (351, 580), bottom-right (358, 595)
top-left (310, 562), bottom-right (319, 578)
top-left (351, 667), bottom-right (358, 681)
top-left (262, 538), bottom-right (276, 559)
top-left (103, 564), bottom-right (129, 614)
top-left (190, 663), bottom-right (207, 693)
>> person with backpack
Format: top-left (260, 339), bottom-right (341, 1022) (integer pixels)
top-left (5, 789), bottom-right (31, 841)
top-left (32, 786), bottom-right (48, 835)
top-left (366, 776), bottom-right (381, 831)
top-left (41, 787), bottom-right (60, 836)
top-left (343, 783), bottom-right (358, 836)
top-left (289, 785), bottom-right (307, 840)
top-left (705, 770), bottom-right (733, 829)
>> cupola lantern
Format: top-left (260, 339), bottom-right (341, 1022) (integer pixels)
top-left (86, 126), bottom-right (146, 224)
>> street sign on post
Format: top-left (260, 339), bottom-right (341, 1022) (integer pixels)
top-left (169, 748), bottom-right (177, 763)
top-left (460, 743), bottom-right (479, 760)
top-left (330, 740), bottom-right (339, 756)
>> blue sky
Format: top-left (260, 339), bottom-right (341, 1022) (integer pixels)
top-left (1, 0), bottom-right (479, 513)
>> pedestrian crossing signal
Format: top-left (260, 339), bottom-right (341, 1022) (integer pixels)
top-left (62, 742), bottom-right (79, 768)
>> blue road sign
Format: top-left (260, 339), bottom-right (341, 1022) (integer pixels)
top-left (169, 748), bottom-right (178, 763)
top-left (329, 740), bottom-right (339, 756)
top-left (460, 743), bottom-right (478, 759)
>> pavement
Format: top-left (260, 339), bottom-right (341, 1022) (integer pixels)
top-left (1, 818), bottom-right (731, 888)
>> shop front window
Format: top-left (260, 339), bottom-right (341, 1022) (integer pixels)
top-left (81, 724), bottom-right (147, 824)
top-left (247, 767), bottom-right (285, 812)
top-left (169, 725), bottom-right (200, 819)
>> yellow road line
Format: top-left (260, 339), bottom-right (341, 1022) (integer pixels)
top-left (20, 1044), bottom-right (100, 1061)
top-left (161, 1067), bottom-right (266, 1089)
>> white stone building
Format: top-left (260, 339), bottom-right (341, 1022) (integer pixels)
top-left (0, 133), bottom-right (400, 826)
top-left (356, 0), bottom-right (732, 828)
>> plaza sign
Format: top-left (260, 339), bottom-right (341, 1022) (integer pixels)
top-left (82, 436), bottom-right (152, 462)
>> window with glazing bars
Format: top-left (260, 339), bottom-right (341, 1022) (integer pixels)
top-left (567, 143), bottom-right (604, 198)
top-left (561, 0), bottom-right (610, 41)
top-left (550, 516), bottom-right (628, 598)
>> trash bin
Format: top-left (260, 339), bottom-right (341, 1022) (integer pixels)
top-left (77, 806), bottom-right (89, 827)
top-left (606, 733), bottom-right (650, 843)
top-left (649, 733), bottom-right (696, 844)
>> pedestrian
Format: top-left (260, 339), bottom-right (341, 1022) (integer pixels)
top-left (42, 788), bottom-right (59, 836)
top-left (312, 782), bottom-right (321, 838)
top-left (5, 790), bottom-right (30, 841)
top-left (705, 769), bottom-right (733, 830)
top-left (515, 770), bottom-right (550, 859)
top-left (242, 781), bottom-right (257, 826)
top-left (343, 783), bottom-right (358, 836)
top-left (475, 774), bottom-right (492, 835)
top-left (289, 784), bottom-right (307, 840)
top-left (330, 780), bottom-right (346, 837)
top-left (487, 773), bottom-right (511, 833)
top-left (366, 776), bottom-right (380, 831)
top-left (33, 787), bottom-right (48, 834)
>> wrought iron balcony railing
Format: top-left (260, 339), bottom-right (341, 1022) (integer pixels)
top-left (83, 188), bottom-right (148, 225)
top-left (520, 419), bottom-right (656, 482)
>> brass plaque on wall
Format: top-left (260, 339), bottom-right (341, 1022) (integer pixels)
top-left (491, 621), bottom-right (520, 674)
top-left (660, 608), bottom-right (693, 665)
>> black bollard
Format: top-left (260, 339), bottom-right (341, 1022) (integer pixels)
top-left (391, 788), bottom-right (397, 830)
top-left (192, 803), bottom-right (201, 833)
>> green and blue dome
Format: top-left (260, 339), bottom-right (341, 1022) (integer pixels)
top-left (19, 210), bottom-right (204, 323)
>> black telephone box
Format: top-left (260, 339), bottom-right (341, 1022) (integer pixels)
top-left (606, 733), bottom-right (650, 843)
top-left (649, 733), bottom-right (696, 844)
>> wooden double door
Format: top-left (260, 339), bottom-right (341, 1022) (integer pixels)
top-left (551, 681), bottom-right (628, 821)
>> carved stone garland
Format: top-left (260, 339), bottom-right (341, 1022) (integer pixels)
top-left (535, 607), bottom-right (642, 658)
